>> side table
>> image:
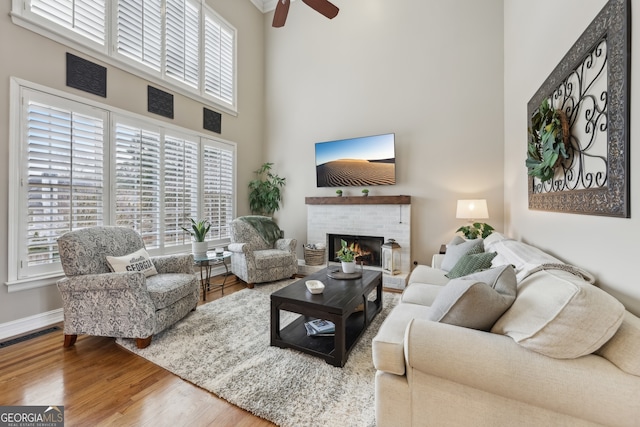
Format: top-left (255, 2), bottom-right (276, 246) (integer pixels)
top-left (194, 251), bottom-right (232, 301)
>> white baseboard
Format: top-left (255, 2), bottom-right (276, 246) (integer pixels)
top-left (0, 308), bottom-right (63, 341)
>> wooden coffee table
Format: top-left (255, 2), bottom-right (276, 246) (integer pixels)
top-left (270, 268), bottom-right (383, 367)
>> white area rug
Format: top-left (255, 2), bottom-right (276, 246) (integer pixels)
top-left (117, 279), bottom-right (400, 427)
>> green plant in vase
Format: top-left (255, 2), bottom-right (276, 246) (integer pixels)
top-left (362, 189), bottom-right (369, 197)
top-left (182, 218), bottom-right (211, 258)
top-left (336, 239), bottom-right (358, 273)
top-left (336, 189), bottom-right (343, 197)
top-left (456, 223), bottom-right (495, 239)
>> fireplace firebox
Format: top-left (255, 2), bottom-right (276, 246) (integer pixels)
top-left (327, 234), bottom-right (384, 267)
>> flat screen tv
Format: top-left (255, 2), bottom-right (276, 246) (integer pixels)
top-left (315, 133), bottom-right (396, 187)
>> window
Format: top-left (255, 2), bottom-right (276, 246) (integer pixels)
top-left (204, 10), bottom-right (234, 104)
top-left (161, 134), bottom-right (199, 246)
top-left (116, 0), bottom-right (162, 70)
top-left (13, 0), bottom-right (237, 112)
top-left (30, 0), bottom-right (106, 46)
top-left (9, 81), bottom-right (236, 285)
top-left (113, 121), bottom-right (162, 248)
top-left (19, 90), bottom-right (108, 279)
top-left (165, 0), bottom-right (200, 88)
top-left (202, 141), bottom-right (234, 240)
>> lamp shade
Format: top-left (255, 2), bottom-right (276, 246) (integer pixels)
top-left (456, 199), bottom-right (489, 220)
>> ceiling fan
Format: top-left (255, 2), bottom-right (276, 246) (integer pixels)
top-left (272, 0), bottom-right (339, 28)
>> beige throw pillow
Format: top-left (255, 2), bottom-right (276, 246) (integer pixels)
top-left (491, 269), bottom-right (625, 359)
top-left (106, 248), bottom-right (158, 277)
top-left (428, 265), bottom-right (517, 331)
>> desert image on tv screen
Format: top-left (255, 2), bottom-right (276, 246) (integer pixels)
top-left (315, 134), bottom-right (396, 187)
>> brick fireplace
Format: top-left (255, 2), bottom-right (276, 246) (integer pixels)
top-left (305, 195), bottom-right (411, 290)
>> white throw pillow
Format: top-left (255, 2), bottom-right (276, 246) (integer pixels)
top-left (491, 269), bottom-right (625, 359)
top-left (106, 248), bottom-right (158, 277)
top-left (489, 239), bottom-right (563, 281)
top-left (483, 231), bottom-right (509, 250)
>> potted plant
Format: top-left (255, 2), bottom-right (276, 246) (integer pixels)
top-left (248, 162), bottom-right (286, 216)
top-left (525, 99), bottom-right (570, 182)
top-left (182, 218), bottom-right (211, 258)
top-left (362, 188), bottom-right (369, 197)
top-left (336, 189), bottom-right (343, 197)
top-left (456, 222), bottom-right (495, 239)
top-left (336, 239), bottom-right (358, 273)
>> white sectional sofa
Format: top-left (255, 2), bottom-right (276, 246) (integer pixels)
top-left (372, 233), bottom-right (640, 426)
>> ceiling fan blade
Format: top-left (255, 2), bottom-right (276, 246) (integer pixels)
top-left (272, 0), bottom-right (290, 28)
top-left (302, 0), bottom-right (339, 20)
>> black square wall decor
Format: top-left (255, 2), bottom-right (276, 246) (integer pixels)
top-left (203, 107), bottom-right (222, 133)
top-left (147, 86), bottom-right (174, 119)
top-left (66, 53), bottom-right (107, 97)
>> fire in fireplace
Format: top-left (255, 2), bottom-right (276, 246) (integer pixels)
top-left (327, 234), bottom-right (384, 267)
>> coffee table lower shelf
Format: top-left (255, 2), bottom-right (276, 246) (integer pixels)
top-left (272, 300), bottom-right (380, 367)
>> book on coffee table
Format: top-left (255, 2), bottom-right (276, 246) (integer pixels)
top-left (307, 319), bottom-right (335, 333)
top-left (304, 319), bottom-right (335, 337)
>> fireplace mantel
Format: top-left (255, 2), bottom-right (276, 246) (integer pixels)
top-left (305, 195), bottom-right (410, 205)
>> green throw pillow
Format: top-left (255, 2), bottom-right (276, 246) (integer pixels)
top-left (446, 251), bottom-right (497, 279)
top-left (441, 238), bottom-right (484, 272)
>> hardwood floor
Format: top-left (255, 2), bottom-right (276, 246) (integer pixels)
top-left (0, 275), bottom-right (276, 427)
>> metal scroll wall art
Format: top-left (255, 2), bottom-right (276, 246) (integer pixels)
top-left (527, 0), bottom-right (630, 217)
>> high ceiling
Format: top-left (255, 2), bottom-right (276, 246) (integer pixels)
top-left (249, 0), bottom-right (281, 13)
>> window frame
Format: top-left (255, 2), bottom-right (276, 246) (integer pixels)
top-left (7, 78), bottom-right (237, 292)
top-left (10, 0), bottom-right (238, 115)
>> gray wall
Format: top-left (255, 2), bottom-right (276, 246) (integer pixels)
top-left (504, 0), bottom-right (640, 315)
top-left (0, 0), bottom-right (266, 325)
top-left (263, 0), bottom-right (505, 266)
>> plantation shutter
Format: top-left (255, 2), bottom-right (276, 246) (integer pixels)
top-left (114, 122), bottom-right (162, 248)
top-left (204, 11), bottom-right (235, 104)
top-left (165, 0), bottom-right (200, 88)
top-left (163, 135), bottom-right (199, 246)
top-left (202, 141), bottom-right (234, 240)
top-left (116, 0), bottom-right (163, 71)
top-left (31, 0), bottom-right (106, 45)
top-left (23, 92), bottom-right (106, 277)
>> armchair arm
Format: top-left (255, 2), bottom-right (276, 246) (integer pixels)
top-left (228, 242), bottom-right (256, 265)
top-left (57, 271), bottom-right (146, 292)
top-left (152, 253), bottom-right (194, 274)
top-left (275, 238), bottom-right (297, 253)
top-left (57, 271), bottom-right (157, 338)
top-left (228, 242), bottom-right (248, 253)
top-left (405, 318), bottom-right (640, 426)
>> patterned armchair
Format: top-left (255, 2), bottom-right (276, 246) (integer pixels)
top-left (228, 216), bottom-right (298, 288)
top-left (56, 226), bottom-right (199, 349)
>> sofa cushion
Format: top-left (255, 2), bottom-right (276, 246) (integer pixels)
top-left (372, 302), bottom-right (432, 375)
top-left (491, 269), bottom-right (625, 359)
top-left (146, 273), bottom-right (198, 309)
top-left (595, 311), bottom-right (640, 376)
top-left (402, 283), bottom-right (445, 306)
top-left (446, 251), bottom-right (497, 279)
top-left (428, 265), bottom-right (517, 331)
top-left (106, 248), bottom-right (158, 277)
top-left (407, 265), bottom-right (450, 287)
top-left (254, 249), bottom-right (295, 270)
top-left (441, 238), bottom-right (484, 272)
